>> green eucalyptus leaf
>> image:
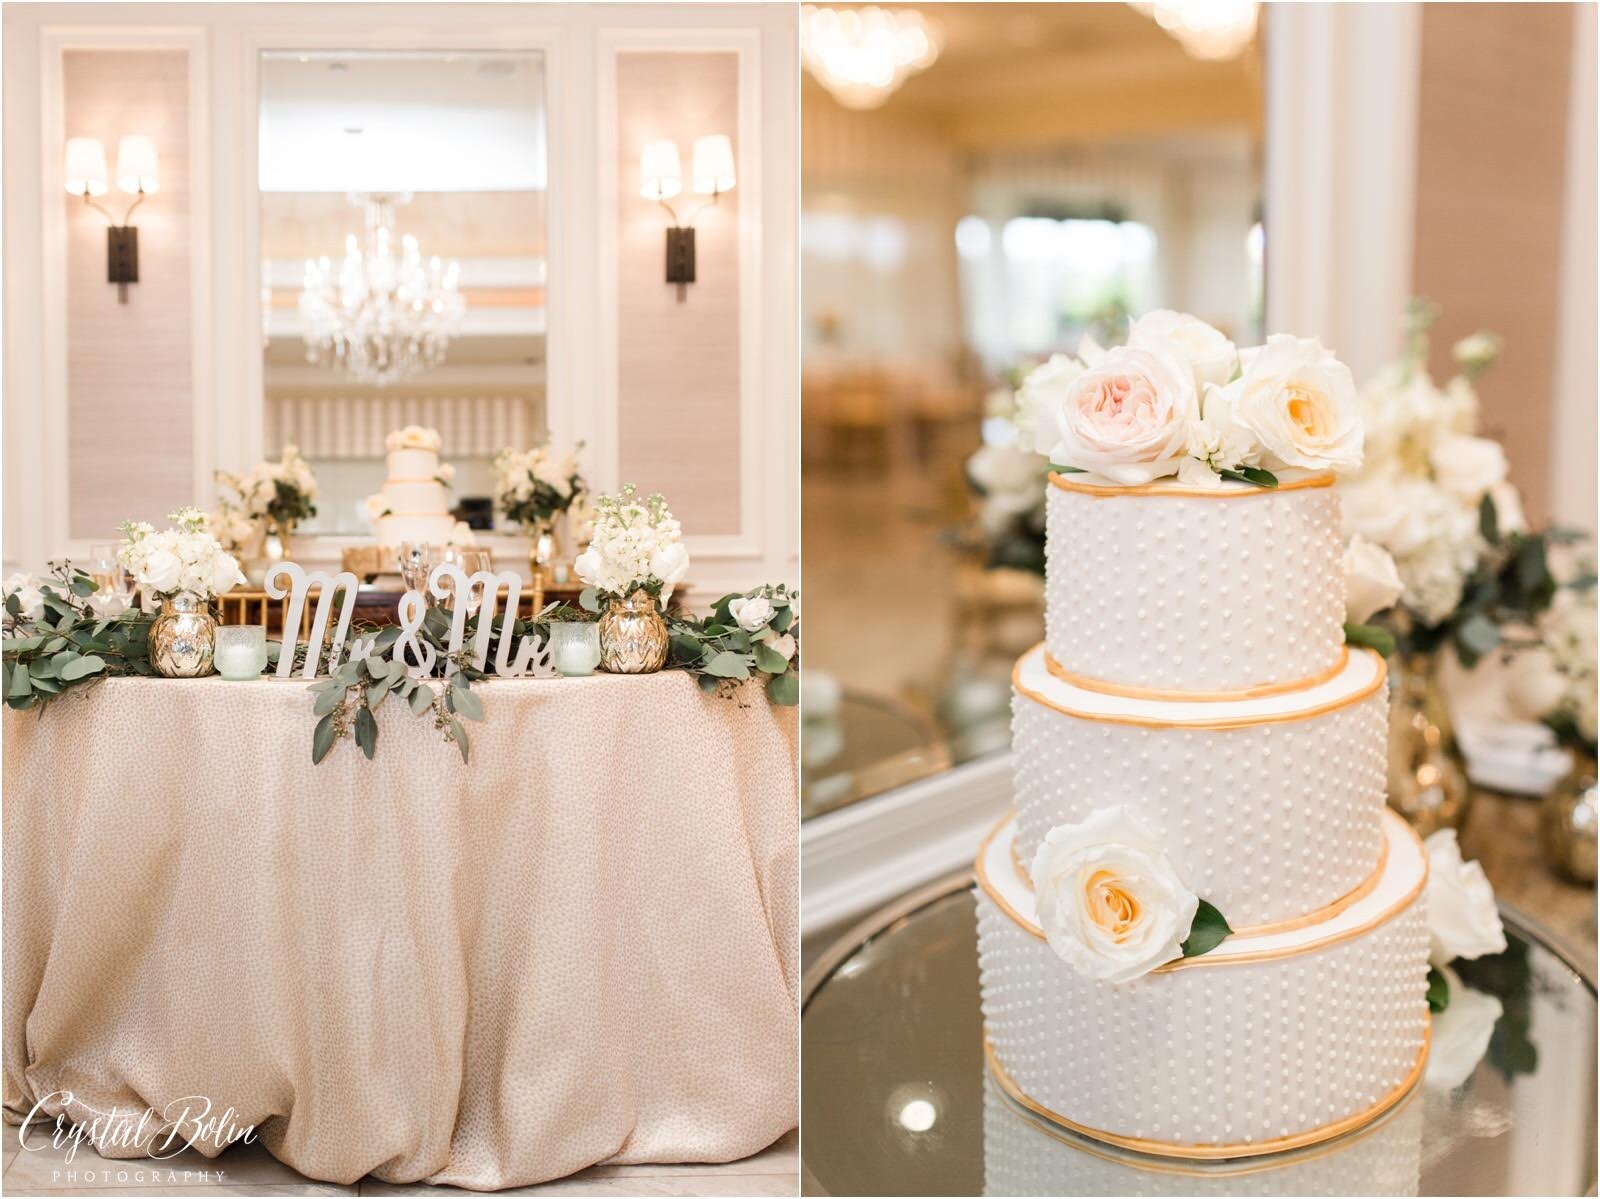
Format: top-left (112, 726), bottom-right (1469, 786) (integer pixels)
top-left (579, 587), bottom-right (601, 614)
top-left (752, 641), bottom-right (789, 675)
top-left (70, 575), bottom-right (97, 597)
top-left (30, 676), bottom-right (62, 694)
top-left (2, 635), bottom-right (46, 652)
top-left (697, 672), bottom-right (721, 694)
top-left (1479, 492), bottom-right (1500, 545)
top-left (367, 681), bottom-right (390, 709)
top-left (1048, 463), bottom-right (1087, 474)
top-left (354, 706), bottom-right (378, 760)
top-left (1455, 612), bottom-right (1501, 665)
top-left (1180, 900), bottom-right (1233, 958)
top-left (703, 650), bottom-right (751, 680)
top-left (409, 683), bottom-right (435, 715)
top-left (313, 687), bottom-right (345, 716)
top-left (44, 637), bottom-right (67, 653)
top-left (1426, 965), bottom-right (1450, 1014)
top-left (450, 683), bottom-right (485, 722)
top-left (766, 670), bottom-right (799, 707)
top-left (58, 654), bottom-right (105, 682)
top-left (449, 717), bottom-right (470, 763)
top-left (312, 712), bottom-right (337, 764)
top-left (771, 607), bottom-right (794, 634)
top-left (1343, 622), bottom-right (1396, 658)
top-left (1218, 466), bottom-right (1279, 489)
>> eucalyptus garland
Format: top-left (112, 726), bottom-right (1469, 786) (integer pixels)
top-left (3, 564), bottom-right (154, 711)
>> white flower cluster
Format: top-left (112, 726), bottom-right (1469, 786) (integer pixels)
top-left (572, 484), bottom-right (689, 600)
top-left (493, 442), bottom-right (586, 529)
top-left (966, 385), bottom-right (1048, 538)
top-left (1339, 328), bottom-right (1520, 626)
top-left (1015, 310), bottom-right (1366, 489)
top-left (118, 508), bottom-right (245, 600)
top-left (2, 573), bottom-right (49, 622)
top-left (1507, 581), bottom-right (1599, 746)
top-left (213, 445), bottom-right (319, 551)
top-left (729, 588), bottom-right (799, 664)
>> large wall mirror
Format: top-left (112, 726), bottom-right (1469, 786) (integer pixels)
top-left (258, 49), bottom-right (548, 540)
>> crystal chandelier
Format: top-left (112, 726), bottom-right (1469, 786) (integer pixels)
top-left (298, 193), bottom-right (466, 386)
top-left (801, 6), bottom-right (941, 111)
top-left (1133, 0), bottom-right (1259, 62)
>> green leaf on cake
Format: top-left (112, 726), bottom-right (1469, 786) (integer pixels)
top-left (1426, 965), bottom-right (1451, 1014)
top-left (1048, 463), bottom-right (1087, 474)
top-left (1218, 466), bottom-right (1279, 489)
top-left (1479, 492), bottom-right (1500, 545)
top-left (1180, 899), bottom-right (1233, 958)
top-left (1343, 621), bottom-right (1397, 657)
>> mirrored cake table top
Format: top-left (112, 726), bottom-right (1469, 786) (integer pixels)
top-left (801, 876), bottom-right (1597, 1197)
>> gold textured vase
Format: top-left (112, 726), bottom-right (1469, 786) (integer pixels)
top-left (149, 590), bottom-right (217, 678)
top-left (598, 588), bottom-right (669, 674)
top-left (1543, 753), bottom-right (1598, 884)
top-left (1386, 649), bottom-right (1470, 837)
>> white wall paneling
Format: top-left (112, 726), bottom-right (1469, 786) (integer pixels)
top-left (3, 4), bottom-right (798, 594)
top-left (1262, 3), bottom-right (1420, 380)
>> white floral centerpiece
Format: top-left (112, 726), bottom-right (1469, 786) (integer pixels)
top-left (118, 508), bottom-right (246, 601)
top-left (214, 445), bottom-right (319, 549)
top-left (573, 485), bottom-right (689, 606)
top-left (1506, 579), bottom-right (1599, 757)
top-left (494, 442), bottom-right (587, 534)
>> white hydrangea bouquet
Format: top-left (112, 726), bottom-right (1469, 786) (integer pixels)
top-left (493, 441), bottom-right (586, 533)
top-left (118, 507), bottom-right (246, 601)
top-left (213, 445), bottom-right (319, 546)
top-left (573, 484), bottom-right (690, 607)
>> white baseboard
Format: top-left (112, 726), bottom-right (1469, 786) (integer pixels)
top-left (801, 752), bottom-right (1014, 935)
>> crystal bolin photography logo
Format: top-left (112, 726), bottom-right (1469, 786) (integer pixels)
top-left (16, 1090), bottom-right (258, 1185)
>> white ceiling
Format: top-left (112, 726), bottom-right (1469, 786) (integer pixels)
top-left (259, 51), bottom-right (547, 193)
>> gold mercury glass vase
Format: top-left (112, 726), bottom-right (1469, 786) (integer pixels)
top-left (1543, 752), bottom-right (1598, 885)
top-left (598, 588), bottom-right (669, 674)
top-left (149, 590), bottom-right (217, 678)
top-left (1386, 648), bottom-right (1470, 837)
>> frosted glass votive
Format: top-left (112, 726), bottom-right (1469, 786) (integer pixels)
top-left (215, 625), bottom-right (268, 681)
top-left (552, 563), bottom-right (570, 585)
top-left (550, 622), bottom-right (600, 677)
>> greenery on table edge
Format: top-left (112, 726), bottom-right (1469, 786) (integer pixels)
top-left (4, 568), bottom-right (800, 766)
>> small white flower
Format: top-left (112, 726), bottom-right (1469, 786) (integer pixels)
top-left (1343, 535), bottom-right (1404, 625)
top-left (1430, 434), bottom-right (1508, 501)
top-left (3, 573), bottom-right (46, 622)
top-left (1425, 829), bottom-right (1507, 967)
top-left (1030, 808), bottom-right (1200, 984)
top-left (768, 632), bottom-right (797, 662)
top-left (729, 595), bottom-right (775, 632)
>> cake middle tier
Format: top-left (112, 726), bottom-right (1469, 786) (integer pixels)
top-left (1012, 643), bottom-right (1388, 930)
top-left (1044, 471), bottom-right (1346, 695)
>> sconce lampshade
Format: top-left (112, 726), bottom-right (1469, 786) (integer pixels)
top-left (116, 135), bottom-right (160, 195)
top-left (691, 134), bottom-right (736, 196)
top-left (64, 137), bottom-right (109, 197)
top-left (639, 138), bottom-right (683, 201)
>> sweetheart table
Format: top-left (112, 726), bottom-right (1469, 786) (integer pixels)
top-left (3, 672), bottom-right (797, 1189)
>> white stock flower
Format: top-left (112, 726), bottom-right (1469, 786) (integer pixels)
top-left (1029, 807), bottom-right (1200, 984)
top-left (1431, 434), bottom-right (1508, 501)
top-left (1425, 965), bottom-right (1503, 1091)
top-left (730, 595), bottom-right (775, 632)
top-left (1212, 335), bottom-right (1363, 473)
top-left (1041, 345), bottom-right (1199, 485)
top-left (1127, 309), bottom-right (1238, 390)
top-left (1343, 535), bottom-right (1404, 624)
top-left (1425, 829), bottom-right (1507, 967)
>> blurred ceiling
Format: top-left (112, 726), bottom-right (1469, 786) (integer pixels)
top-left (804, 2), bottom-right (1262, 149)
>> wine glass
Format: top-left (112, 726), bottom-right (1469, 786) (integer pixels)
top-left (85, 543), bottom-right (128, 596)
top-left (397, 542), bottom-right (433, 593)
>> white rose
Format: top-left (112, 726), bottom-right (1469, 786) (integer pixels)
top-left (1043, 345), bottom-right (1200, 485)
top-left (210, 552), bottom-right (244, 597)
top-left (364, 494), bottom-right (391, 521)
top-left (1431, 434), bottom-right (1508, 500)
top-left (1017, 354), bottom-right (1088, 457)
top-left (3, 573), bottom-right (45, 621)
top-left (1505, 645), bottom-right (1568, 722)
top-left (729, 595), bottom-right (775, 632)
top-left (1127, 309), bottom-right (1238, 390)
top-left (1213, 334), bottom-right (1363, 473)
top-left (1424, 965), bottom-right (1503, 1091)
top-left (436, 463), bottom-right (456, 485)
top-left (140, 549), bottom-right (182, 594)
top-left (650, 542), bottom-right (690, 587)
top-left (1425, 829), bottom-right (1507, 967)
top-left (1343, 535), bottom-right (1404, 624)
top-left (1029, 807), bottom-right (1200, 983)
top-left (573, 549), bottom-right (605, 589)
top-left (768, 632), bottom-right (797, 661)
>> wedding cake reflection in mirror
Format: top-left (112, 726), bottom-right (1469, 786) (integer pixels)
top-left (798, 2), bottom-right (1597, 1196)
top-left (0, 3), bottom-right (798, 1196)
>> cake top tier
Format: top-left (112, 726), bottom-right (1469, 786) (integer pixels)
top-left (385, 425), bottom-right (443, 455)
top-left (1018, 313), bottom-right (1365, 491)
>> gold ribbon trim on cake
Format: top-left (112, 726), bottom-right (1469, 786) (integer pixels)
top-left (1008, 830), bottom-right (1390, 938)
top-left (1013, 646), bottom-right (1388, 731)
top-left (1047, 470), bottom-right (1336, 498)
top-left (1042, 647), bottom-right (1351, 704)
top-left (975, 811), bottom-right (1428, 974)
top-left (982, 1029), bottom-right (1429, 1161)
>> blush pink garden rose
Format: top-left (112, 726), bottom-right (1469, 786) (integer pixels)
top-left (1039, 345), bottom-right (1199, 485)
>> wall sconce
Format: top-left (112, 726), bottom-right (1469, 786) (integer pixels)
top-left (639, 133), bottom-right (736, 302)
top-left (64, 134), bottom-right (160, 303)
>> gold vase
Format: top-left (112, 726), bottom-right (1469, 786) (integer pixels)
top-left (1387, 649), bottom-right (1471, 837)
top-left (1543, 752), bottom-right (1598, 885)
top-left (264, 519), bottom-right (294, 566)
top-left (149, 591), bottom-right (217, 678)
top-left (598, 588), bottom-right (669, 674)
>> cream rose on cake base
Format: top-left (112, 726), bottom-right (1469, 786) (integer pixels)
top-left (1425, 829), bottom-right (1507, 966)
top-left (1029, 807), bottom-right (1230, 983)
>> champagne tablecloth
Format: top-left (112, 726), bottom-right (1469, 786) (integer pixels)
top-left (3, 673), bottom-right (797, 1189)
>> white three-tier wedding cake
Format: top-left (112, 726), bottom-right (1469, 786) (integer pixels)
top-left (365, 425), bottom-right (475, 549)
top-left (977, 313), bottom-right (1431, 1158)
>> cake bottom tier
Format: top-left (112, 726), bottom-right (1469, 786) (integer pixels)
top-left (976, 809), bottom-right (1431, 1156)
top-left (982, 1070), bottom-right (1424, 1196)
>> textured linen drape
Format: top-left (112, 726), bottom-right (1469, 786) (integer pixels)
top-left (3, 673), bottom-right (797, 1189)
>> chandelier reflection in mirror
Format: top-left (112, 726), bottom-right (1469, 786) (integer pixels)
top-left (298, 192), bottom-right (466, 386)
top-left (800, 6), bottom-right (940, 111)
